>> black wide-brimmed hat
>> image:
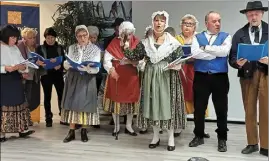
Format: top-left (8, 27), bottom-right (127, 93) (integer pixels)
top-left (111, 18), bottom-right (124, 27)
top-left (240, 1), bottom-right (268, 14)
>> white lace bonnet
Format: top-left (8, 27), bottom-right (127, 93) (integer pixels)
top-left (151, 10), bottom-right (169, 32)
top-left (118, 21), bottom-right (136, 36)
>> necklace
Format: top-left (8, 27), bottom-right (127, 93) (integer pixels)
top-left (154, 33), bottom-right (164, 42)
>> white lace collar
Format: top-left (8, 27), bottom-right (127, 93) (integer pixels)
top-left (142, 32), bottom-right (180, 64)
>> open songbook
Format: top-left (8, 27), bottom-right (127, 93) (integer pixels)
top-left (162, 55), bottom-right (194, 71)
top-left (162, 45), bottom-right (194, 71)
top-left (30, 52), bottom-right (63, 69)
top-left (237, 41), bottom-right (268, 61)
top-left (18, 59), bottom-right (39, 69)
top-left (65, 54), bottom-right (101, 71)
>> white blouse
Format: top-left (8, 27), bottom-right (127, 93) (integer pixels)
top-left (0, 43), bottom-right (28, 73)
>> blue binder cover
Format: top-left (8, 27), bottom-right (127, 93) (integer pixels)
top-left (65, 55), bottom-right (101, 71)
top-left (237, 43), bottom-right (266, 61)
top-left (30, 52), bottom-right (63, 69)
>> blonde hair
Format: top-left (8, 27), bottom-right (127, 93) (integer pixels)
top-left (21, 27), bottom-right (37, 38)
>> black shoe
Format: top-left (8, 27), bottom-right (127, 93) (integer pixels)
top-left (149, 139), bottom-right (160, 149)
top-left (125, 128), bottom-right (137, 136)
top-left (189, 137), bottom-right (204, 147)
top-left (63, 129), bottom-right (75, 143)
top-left (218, 139), bottom-right (227, 152)
top-left (81, 128), bottom-right (88, 142)
top-left (241, 144), bottom-right (259, 154)
top-left (204, 133), bottom-right (210, 138)
top-left (92, 125), bottom-right (100, 129)
top-left (19, 130), bottom-right (35, 137)
top-left (167, 145), bottom-right (176, 151)
top-left (139, 129), bottom-right (148, 134)
top-left (60, 121), bottom-right (69, 126)
top-left (46, 121), bottom-right (53, 127)
top-left (112, 131), bottom-right (120, 136)
top-left (0, 137), bottom-right (7, 142)
top-left (260, 148), bottom-right (268, 156)
top-left (174, 132), bottom-right (181, 137)
top-left (159, 130), bottom-right (163, 134)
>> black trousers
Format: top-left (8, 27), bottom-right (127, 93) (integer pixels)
top-left (41, 72), bottom-right (64, 122)
top-left (193, 72), bottom-right (229, 140)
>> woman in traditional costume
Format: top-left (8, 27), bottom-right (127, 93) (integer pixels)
top-left (176, 14), bottom-right (210, 138)
top-left (61, 25), bottom-right (101, 143)
top-left (103, 21), bottom-right (140, 137)
top-left (0, 25), bottom-right (35, 142)
top-left (123, 11), bottom-right (186, 151)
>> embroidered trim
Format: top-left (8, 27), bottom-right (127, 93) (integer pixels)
top-left (69, 43), bottom-right (100, 62)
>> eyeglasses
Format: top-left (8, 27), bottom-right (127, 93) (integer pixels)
top-left (182, 22), bottom-right (195, 27)
top-left (77, 34), bottom-right (88, 39)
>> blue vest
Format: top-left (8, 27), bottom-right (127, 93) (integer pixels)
top-left (194, 32), bottom-right (229, 73)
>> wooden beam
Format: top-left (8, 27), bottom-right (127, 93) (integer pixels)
top-left (0, 2), bottom-right (40, 7)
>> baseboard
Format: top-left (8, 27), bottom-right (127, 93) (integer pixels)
top-left (187, 118), bottom-right (246, 124)
top-left (100, 114), bottom-right (246, 124)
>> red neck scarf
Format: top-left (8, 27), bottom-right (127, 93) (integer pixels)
top-left (106, 35), bottom-right (139, 59)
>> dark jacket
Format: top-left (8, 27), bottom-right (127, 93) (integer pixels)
top-left (229, 21), bottom-right (268, 78)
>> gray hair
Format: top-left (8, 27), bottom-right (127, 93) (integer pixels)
top-left (87, 26), bottom-right (99, 36)
top-left (205, 11), bottom-right (220, 22)
top-left (180, 14), bottom-right (199, 27)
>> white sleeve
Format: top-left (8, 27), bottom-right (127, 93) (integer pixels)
top-left (87, 49), bottom-right (101, 74)
top-left (103, 50), bottom-right (114, 73)
top-left (204, 35), bottom-right (232, 57)
top-left (191, 36), bottom-right (216, 60)
top-left (63, 46), bottom-right (73, 70)
top-left (16, 47), bottom-right (28, 73)
top-left (1, 66), bottom-right (6, 73)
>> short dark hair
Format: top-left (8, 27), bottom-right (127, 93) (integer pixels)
top-left (164, 27), bottom-right (176, 37)
top-left (0, 25), bottom-right (20, 44)
top-left (44, 27), bottom-right (57, 38)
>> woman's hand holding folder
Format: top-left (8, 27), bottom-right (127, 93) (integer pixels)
top-left (259, 56), bottom-right (268, 65)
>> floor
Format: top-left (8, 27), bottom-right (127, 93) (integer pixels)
top-left (1, 88), bottom-right (267, 161)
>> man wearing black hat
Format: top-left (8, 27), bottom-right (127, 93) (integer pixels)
top-left (229, 1), bottom-right (268, 156)
top-left (103, 18), bottom-right (124, 50)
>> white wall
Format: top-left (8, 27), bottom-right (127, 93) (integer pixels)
top-left (132, 0), bottom-right (268, 122)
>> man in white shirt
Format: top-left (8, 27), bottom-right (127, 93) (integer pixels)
top-left (228, 1), bottom-right (268, 156)
top-left (188, 11), bottom-right (232, 152)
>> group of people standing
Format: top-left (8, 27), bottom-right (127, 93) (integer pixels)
top-left (0, 0), bottom-right (267, 156)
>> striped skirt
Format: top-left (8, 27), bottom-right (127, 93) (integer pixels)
top-left (61, 108), bottom-right (100, 125)
top-left (102, 76), bottom-right (139, 115)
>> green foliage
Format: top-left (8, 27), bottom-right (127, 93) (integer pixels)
top-left (52, 1), bottom-right (110, 48)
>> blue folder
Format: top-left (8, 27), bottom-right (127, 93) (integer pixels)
top-left (237, 42), bottom-right (268, 61)
top-left (182, 45), bottom-right (191, 56)
top-left (65, 55), bottom-right (101, 71)
top-left (30, 52), bottom-right (63, 70)
top-left (262, 41), bottom-right (268, 57)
